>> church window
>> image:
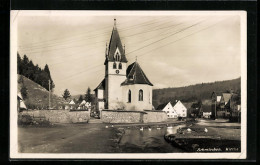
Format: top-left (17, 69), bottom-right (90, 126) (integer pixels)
top-left (119, 63), bottom-right (122, 69)
top-left (115, 53), bottom-right (120, 61)
top-left (139, 89), bottom-right (143, 101)
top-left (113, 62), bottom-right (117, 69)
top-left (128, 90), bottom-right (131, 103)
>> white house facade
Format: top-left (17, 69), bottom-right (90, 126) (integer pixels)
top-left (173, 100), bottom-right (187, 117)
top-left (94, 19), bottom-right (153, 112)
top-left (161, 102), bottom-right (178, 118)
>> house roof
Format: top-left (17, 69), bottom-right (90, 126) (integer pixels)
top-left (222, 93), bottom-right (232, 103)
top-left (79, 100), bottom-right (86, 106)
top-left (69, 100), bottom-right (75, 105)
top-left (94, 78), bottom-right (105, 91)
top-left (121, 62), bottom-right (153, 86)
top-left (202, 105), bottom-right (212, 112)
top-left (211, 91), bottom-right (222, 98)
top-left (156, 102), bottom-right (169, 110)
top-left (104, 19), bottom-right (127, 64)
top-left (17, 92), bottom-right (23, 100)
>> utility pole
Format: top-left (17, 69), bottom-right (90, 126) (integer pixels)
top-left (48, 79), bottom-right (51, 109)
top-left (215, 100), bottom-right (217, 120)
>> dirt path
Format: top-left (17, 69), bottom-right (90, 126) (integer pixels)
top-left (18, 123), bottom-right (120, 153)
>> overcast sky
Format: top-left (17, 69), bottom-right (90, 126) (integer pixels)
top-left (17, 11), bottom-right (241, 96)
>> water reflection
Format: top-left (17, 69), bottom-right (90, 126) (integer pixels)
top-left (119, 124), bottom-right (187, 153)
top-left (166, 124), bottom-right (186, 136)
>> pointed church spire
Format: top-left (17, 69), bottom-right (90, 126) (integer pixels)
top-left (104, 19), bottom-right (128, 64)
top-left (113, 18), bottom-right (117, 30)
top-left (105, 42), bottom-right (108, 57)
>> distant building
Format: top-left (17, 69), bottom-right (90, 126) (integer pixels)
top-left (202, 105), bottom-right (212, 118)
top-left (66, 99), bottom-right (78, 110)
top-left (78, 100), bottom-right (91, 110)
top-left (211, 91), bottom-right (240, 119)
top-left (157, 100), bottom-right (187, 118)
top-left (173, 100), bottom-right (187, 118)
top-left (158, 102), bottom-right (177, 118)
top-left (17, 92), bottom-right (27, 111)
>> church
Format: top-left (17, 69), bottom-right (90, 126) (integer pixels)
top-left (94, 19), bottom-right (153, 111)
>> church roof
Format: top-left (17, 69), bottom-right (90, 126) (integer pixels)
top-left (121, 61), bottom-right (153, 86)
top-left (105, 19), bottom-right (127, 64)
top-left (94, 78), bottom-right (105, 91)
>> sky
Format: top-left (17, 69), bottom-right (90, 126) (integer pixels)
top-left (17, 11), bottom-right (242, 96)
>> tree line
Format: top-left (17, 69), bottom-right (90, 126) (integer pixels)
top-left (153, 77), bottom-right (241, 109)
top-left (17, 52), bottom-right (55, 91)
top-left (62, 87), bottom-right (93, 103)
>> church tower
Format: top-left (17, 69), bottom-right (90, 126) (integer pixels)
top-left (104, 19), bottom-right (128, 109)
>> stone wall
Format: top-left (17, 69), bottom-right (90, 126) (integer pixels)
top-left (101, 110), bottom-right (167, 123)
top-left (101, 110), bottom-right (144, 123)
top-left (143, 110), bottom-right (168, 123)
top-left (19, 110), bottom-right (90, 124)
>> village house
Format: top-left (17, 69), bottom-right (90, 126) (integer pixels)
top-left (201, 105), bottom-right (212, 118)
top-left (157, 100), bottom-right (187, 118)
top-left (94, 19), bottom-right (153, 112)
top-left (78, 100), bottom-right (91, 110)
top-left (64, 99), bottom-right (78, 110)
top-left (211, 91), bottom-right (240, 119)
top-left (157, 102), bottom-right (177, 118)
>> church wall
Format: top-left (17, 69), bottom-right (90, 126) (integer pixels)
top-left (98, 102), bottom-right (104, 110)
top-left (106, 61), bottom-right (127, 110)
top-left (122, 84), bottom-right (153, 111)
top-left (107, 75), bottom-right (126, 110)
top-left (97, 89), bottom-right (104, 99)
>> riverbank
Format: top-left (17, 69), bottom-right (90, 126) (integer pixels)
top-left (164, 119), bottom-right (241, 152)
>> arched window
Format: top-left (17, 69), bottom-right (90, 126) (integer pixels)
top-left (119, 63), bottom-right (122, 69)
top-left (115, 53), bottom-right (120, 61)
top-left (113, 62), bottom-right (116, 69)
top-left (139, 89), bottom-right (143, 101)
top-left (128, 90), bottom-right (131, 103)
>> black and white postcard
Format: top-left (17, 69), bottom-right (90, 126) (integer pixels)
top-left (10, 11), bottom-right (247, 159)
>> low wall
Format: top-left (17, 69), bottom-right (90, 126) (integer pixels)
top-left (101, 110), bottom-right (144, 123)
top-left (19, 110), bottom-right (90, 124)
top-left (143, 110), bottom-right (168, 123)
top-left (101, 110), bottom-right (168, 123)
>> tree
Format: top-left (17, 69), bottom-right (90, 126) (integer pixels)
top-left (44, 64), bottom-right (55, 91)
top-left (85, 87), bottom-right (92, 102)
top-left (62, 89), bottom-right (71, 100)
top-left (78, 95), bottom-right (84, 103)
top-left (17, 52), bottom-right (23, 74)
top-left (21, 85), bottom-right (28, 100)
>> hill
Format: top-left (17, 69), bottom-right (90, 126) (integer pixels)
top-left (152, 77), bottom-right (241, 109)
top-left (18, 74), bottom-right (67, 109)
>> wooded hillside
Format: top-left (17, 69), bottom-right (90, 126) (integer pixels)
top-left (17, 52), bottom-right (55, 91)
top-left (152, 78), bottom-right (241, 109)
top-left (18, 74), bottom-right (66, 109)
